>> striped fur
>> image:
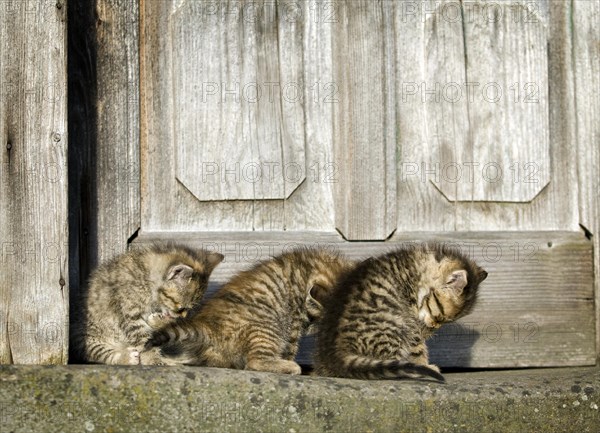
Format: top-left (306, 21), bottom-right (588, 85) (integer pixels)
top-left (314, 243), bottom-right (487, 382)
top-left (70, 243), bottom-right (223, 365)
top-left (143, 247), bottom-right (355, 373)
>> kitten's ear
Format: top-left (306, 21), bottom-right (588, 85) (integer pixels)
top-left (306, 284), bottom-right (328, 318)
top-left (446, 270), bottom-right (468, 294)
top-left (205, 252), bottom-right (225, 270)
top-left (478, 268), bottom-right (488, 282)
top-left (167, 264), bottom-right (194, 284)
top-left (309, 282), bottom-right (331, 305)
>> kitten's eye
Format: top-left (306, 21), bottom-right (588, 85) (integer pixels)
top-left (175, 307), bottom-right (185, 314)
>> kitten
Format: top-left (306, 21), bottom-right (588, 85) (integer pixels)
top-left (313, 243), bottom-right (487, 382)
top-left (143, 247), bottom-right (355, 374)
top-left (70, 243), bottom-right (223, 365)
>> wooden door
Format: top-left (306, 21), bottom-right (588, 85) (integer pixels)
top-left (133, 0), bottom-right (599, 368)
top-left (0, 0), bottom-right (68, 364)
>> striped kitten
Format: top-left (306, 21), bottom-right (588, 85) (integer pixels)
top-left (314, 243), bottom-right (487, 382)
top-left (71, 243), bottom-right (223, 365)
top-left (143, 247), bottom-right (355, 374)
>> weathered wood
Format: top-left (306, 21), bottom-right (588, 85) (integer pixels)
top-left (572, 0), bottom-right (600, 361)
top-left (425, 0), bottom-right (550, 202)
top-left (136, 231), bottom-right (595, 368)
top-left (394, 0), bottom-right (456, 231)
top-left (141, 0), bottom-right (270, 231)
top-left (284, 0), bottom-right (336, 232)
top-left (141, 0), bottom-right (340, 231)
top-left (170, 0), bottom-right (305, 201)
top-left (141, 0), bottom-right (579, 234)
top-left (68, 0), bottom-right (140, 305)
top-left (95, 0), bottom-right (141, 261)
top-left (0, 0), bottom-right (68, 364)
top-left (332, 0), bottom-right (397, 240)
top-left (395, 0), bottom-right (579, 232)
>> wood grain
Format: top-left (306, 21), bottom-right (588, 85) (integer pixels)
top-left (170, 0), bottom-right (305, 201)
top-left (571, 0), bottom-right (600, 361)
top-left (395, 0), bottom-right (579, 232)
top-left (141, 0), bottom-right (578, 234)
top-left (332, 0), bottom-right (397, 240)
top-left (0, 0), bottom-right (68, 364)
top-left (136, 231), bottom-right (595, 368)
top-left (425, 0), bottom-right (550, 202)
top-left (142, 1), bottom-right (287, 231)
top-left (284, 0), bottom-right (336, 232)
top-left (95, 0), bottom-right (141, 263)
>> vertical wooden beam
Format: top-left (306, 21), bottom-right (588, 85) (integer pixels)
top-left (333, 1), bottom-right (397, 240)
top-left (572, 0), bottom-right (600, 361)
top-left (0, 0), bottom-right (68, 363)
top-left (94, 0), bottom-right (140, 261)
top-left (69, 0), bottom-right (140, 286)
top-left (68, 0), bottom-right (139, 360)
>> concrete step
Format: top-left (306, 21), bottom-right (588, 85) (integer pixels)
top-left (1, 365), bottom-right (598, 433)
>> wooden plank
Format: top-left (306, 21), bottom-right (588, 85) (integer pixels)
top-left (135, 231), bottom-right (595, 368)
top-left (332, 0), bottom-right (397, 240)
top-left (95, 0), bottom-right (141, 262)
top-left (0, 0), bottom-right (68, 364)
top-left (284, 0), bottom-right (336, 232)
top-left (395, 0), bottom-right (456, 231)
top-left (141, 0), bottom-right (269, 231)
top-left (450, 0), bottom-right (577, 230)
top-left (572, 0), bottom-right (600, 361)
top-left (141, 0), bottom-right (339, 232)
top-left (396, 0), bottom-right (579, 232)
top-left (68, 0), bottom-right (140, 299)
top-left (425, 0), bottom-right (550, 202)
top-left (170, 0), bottom-right (305, 201)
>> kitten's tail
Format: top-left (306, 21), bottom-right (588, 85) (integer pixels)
top-left (338, 355), bottom-right (445, 382)
top-left (144, 322), bottom-right (201, 350)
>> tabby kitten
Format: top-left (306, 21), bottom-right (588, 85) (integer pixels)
top-left (314, 243), bottom-right (487, 382)
top-left (71, 243), bottom-right (223, 365)
top-left (143, 247), bottom-right (355, 374)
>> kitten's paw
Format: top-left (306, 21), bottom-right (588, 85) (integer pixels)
top-left (146, 312), bottom-right (167, 329)
top-left (111, 347), bottom-right (141, 365)
top-left (139, 347), bottom-right (179, 366)
top-left (246, 359), bottom-right (302, 375)
top-left (127, 348), bottom-right (141, 365)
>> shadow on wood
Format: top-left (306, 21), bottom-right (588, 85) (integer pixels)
top-left (429, 323), bottom-right (481, 368)
top-left (68, 0), bottom-right (99, 362)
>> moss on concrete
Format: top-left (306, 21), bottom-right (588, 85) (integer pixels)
top-left (1, 366), bottom-right (598, 432)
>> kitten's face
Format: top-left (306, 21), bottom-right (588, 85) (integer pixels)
top-left (420, 256), bottom-right (487, 329)
top-left (156, 269), bottom-right (206, 320)
top-left (151, 252), bottom-right (224, 324)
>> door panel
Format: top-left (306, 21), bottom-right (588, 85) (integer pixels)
top-left (142, 0), bottom-right (336, 231)
top-left (395, 0), bottom-right (577, 232)
top-left (425, 2), bottom-right (550, 202)
top-left (171, 0), bottom-right (305, 201)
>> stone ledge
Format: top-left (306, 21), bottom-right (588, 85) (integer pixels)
top-left (0, 366), bottom-right (598, 433)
